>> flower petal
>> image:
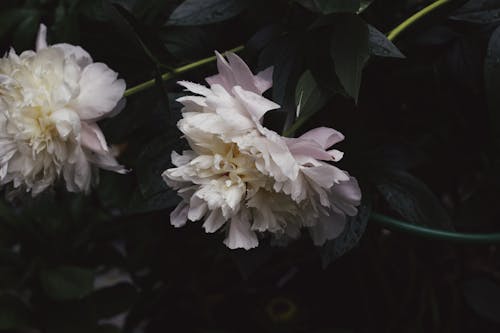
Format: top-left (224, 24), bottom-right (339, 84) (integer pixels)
top-left (73, 63), bottom-right (126, 121)
top-left (171, 202), bottom-right (189, 227)
top-left (35, 24), bottom-right (48, 51)
top-left (223, 210), bottom-right (258, 250)
top-left (80, 122), bottom-right (109, 153)
top-left (298, 127), bottom-right (345, 149)
top-left (254, 67), bottom-right (273, 94)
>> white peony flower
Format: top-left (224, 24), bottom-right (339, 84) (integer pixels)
top-left (0, 24), bottom-right (127, 195)
top-left (163, 52), bottom-right (361, 249)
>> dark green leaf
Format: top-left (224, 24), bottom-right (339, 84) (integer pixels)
top-left (321, 194), bottom-right (371, 268)
top-left (293, 70), bottom-right (329, 125)
top-left (0, 294), bottom-right (31, 330)
top-left (451, 0), bottom-right (500, 24)
top-left (330, 15), bottom-right (369, 102)
top-left (314, 0), bottom-right (361, 14)
top-left (167, 0), bottom-right (250, 26)
top-left (104, 1), bottom-right (160, 66)
top-left (368, 25), bottom-right (405, 58)
top-left (40, 266), bottom-right (94, 301)
top-left (464, 278), bottom-right (500, 323)
top-left (162, 26), bottom-right (212, 60)
top-left (374, 170), bottom-right (453, 230)
top-left (485, 25), bottom-right (500, 143)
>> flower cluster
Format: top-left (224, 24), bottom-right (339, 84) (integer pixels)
top-left (0, 24), bottom-right (126, 195)
top-left (163, 52), bottom-right (361, 249)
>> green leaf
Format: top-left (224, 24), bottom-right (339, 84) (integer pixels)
top-left (314, 0), bottom-right (361, 14)
top-left (104, 1), bottom-right (160, 66)
top-left (0, 294), bottom-right (32, 330)
top-left (320, 194), bottom-right (371, 268)
top-left (167, 0), bottom-right (250, 26)
top-left (374, 170), bottom-right (453, 230)
top-left (367, 25), bottom-right (405, 58)
top-left (330, 15), bottom-right (369, 102)
top-left (40, 266), bottom-right (94, 301)
top-left (294, 70), bottom-right (329, 122)
top-left (485, 26), bottom-right (500, 144)
top-left (451, 0), bottom-right (500, 24)
top-left (464, 278), bottom-right (500, 323)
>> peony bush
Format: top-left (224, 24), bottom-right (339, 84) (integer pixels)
top-left (0, 0), bottom-right (499, 332)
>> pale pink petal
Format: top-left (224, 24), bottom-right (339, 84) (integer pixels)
top-left (330, 177), bottom-right (362, 216)
top-left (226, 52), bottom-right (258, 92)
top-left (253, 67), bottom-right (273, 94)
top-left (210, 51), bottom-right (235, 91)
top-left (298, 127), bottom-right (345, 149)
top-left (328, 149), bottom-right (344, 161)
top-left (302, 164), bottom-right (349, 188)
top-left (287, 139), bottom-right (333, 160)
top-left (232, 86), bottom-right (280, 121)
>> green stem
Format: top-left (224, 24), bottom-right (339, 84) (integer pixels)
top-left (387, 0), bottom-right (452, 41)
top-left (123, 45), bottom-right (244, 97)
top-left (371, 213), bottom-right (500, 244)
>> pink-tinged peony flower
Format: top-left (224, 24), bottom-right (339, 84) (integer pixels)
top-left (163, 52), bottom-right (361, 249)
top-left (0, 24), bottom-right (127, 195)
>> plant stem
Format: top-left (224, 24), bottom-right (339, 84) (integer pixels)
top-left (123, 45), bottom-right (244, 97)
top-left (387, 0), bottom-right (452, 41)
top-left (371, 213), bottom-right (500, 244)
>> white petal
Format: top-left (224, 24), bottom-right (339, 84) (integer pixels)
top-left (36, 24), bottom-right (48, 51)
top-left (53, 43), bottom-right (93, 68)
top-left (50, 108), bottom-right (80, 140)
top-left (188, 195), bottom-right (208, 221)
top-left (202, 209), bottom-right (225, 233)
top-left (80, 121), bottom-right (109, 153)
top-left (64, 148), bottom-right (91, 193)
top-left (73, 63), bottom-right (126, 121)
top-left (171, 202), bottom-right (189, 227)
top-left (178, 80), bottom-right (212, 96)
top-left (85, 148), bottom-right (127, 174)
top-left (223, 210), bottom-right (258, 250)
